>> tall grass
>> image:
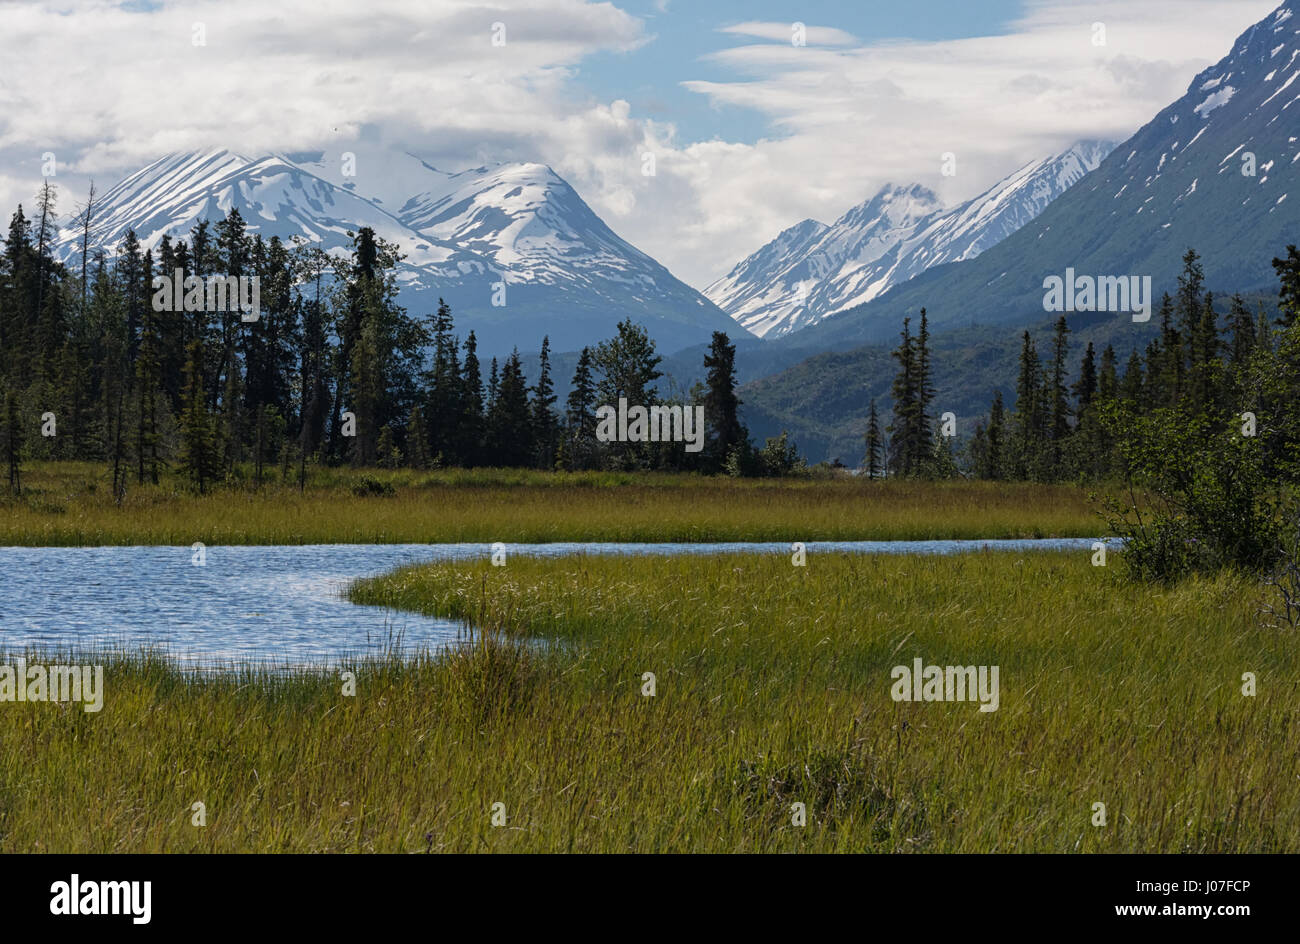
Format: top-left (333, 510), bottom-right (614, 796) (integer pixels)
top-left (2, 551), bottom-right (1292, 852)
top-left (0, 462), bottom-right (1107, 545)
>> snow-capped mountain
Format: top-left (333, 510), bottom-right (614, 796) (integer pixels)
top-left (55, 149), bottom-right (494, 277)
top-left (779, 0), bottom-right (1300, 354)
top-left (54, 148), bottom-right (750, 358)
top-left (698, 219), bottom-right (829, 339)
top-left (704, 183), bottom-right (942, 339)
top-left (398, 161), bottom-right (704, 310)
top-left (904, 141), bottom-right (1116, 271)
top-left (707, 141), bottom-right (1114, 339)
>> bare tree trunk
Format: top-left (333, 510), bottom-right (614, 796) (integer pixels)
top-left (34, 181), bottom-right (56, 323)
top-left (79, 181), bottom-right (97, 318)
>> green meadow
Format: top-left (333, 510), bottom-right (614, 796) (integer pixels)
top-left (2, 551), bottom-right (1293, 853)
top-left (0, 462), bottom-right (1108, 545)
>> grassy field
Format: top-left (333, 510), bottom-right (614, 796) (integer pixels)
top-left (3, 551), bottom-right (1293, 853)
top-left (0, 462), bottom-right (1109, 545)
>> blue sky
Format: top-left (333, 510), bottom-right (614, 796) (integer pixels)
top-left (576, 0), bottom-right (1026, 146)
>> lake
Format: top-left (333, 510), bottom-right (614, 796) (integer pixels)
top-left (0, 539), bottom-right (1115, 666)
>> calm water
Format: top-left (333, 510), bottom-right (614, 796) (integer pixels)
top-left (0, 539), bottom-right (1113, 666)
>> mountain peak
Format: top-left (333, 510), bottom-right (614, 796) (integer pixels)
top-left (860, 181), bottom-right (943, 214)
top-left (1064, 139), bottom-right (1118, 163)
top-left (706, 139), bottom-right (1111, 339)
top-left (881, 181), bottom-right (939, 197)
top-left (830, 183), bottom-right (944, 247)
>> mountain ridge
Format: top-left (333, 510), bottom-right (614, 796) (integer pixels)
top-left (705, 140), bottom-right (1115, 339)
top-left (53, 147), bottom-right (752, 358)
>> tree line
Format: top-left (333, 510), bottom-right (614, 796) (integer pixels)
top-left (0, 189), bottom-right (792, 495)
top-left (871, 247), bottom-right (1300, 485)
top-left (8, 174), bottom-right (1294, 506)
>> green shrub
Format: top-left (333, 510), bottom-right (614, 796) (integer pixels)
top-left (1101, 403), bottom-right (1282, 582)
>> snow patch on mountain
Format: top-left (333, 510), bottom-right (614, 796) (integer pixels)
top-left (1195, 86), bottom-right (1237, 116)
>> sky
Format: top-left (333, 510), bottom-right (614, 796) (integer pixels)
top-left (0, 0), bottom-right (1283, 289)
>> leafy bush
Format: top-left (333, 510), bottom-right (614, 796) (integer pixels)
top-left (723, 431), bottom-right (808, 478)
top-left (1100, 403), bottom-right (1282, 582)
top-left (757, 431), bottom-right (806, 477)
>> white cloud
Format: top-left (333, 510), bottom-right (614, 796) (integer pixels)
top-left (647, 0), bottom-right (1281, 286)
top-left (0, 0), bottom-right (646, 207)
top-left (0, 0), bottom-right (1282, 295)
top-left (720, 21), bottom-right (859, 46)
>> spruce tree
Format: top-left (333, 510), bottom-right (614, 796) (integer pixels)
top-left (1047, 316), bottom-right (1071, 478)
top-left (117, 230), bottom-right (144, 364)
top-left (457, 332), bottom-right (484, 466)
top-left (178, 340), bottom-right (217, 493)
top-left (3, 207), bottom-right (36, 386)
top-left (32, 181), bottom-right (57, 329)
top-left (969, 421), bottom-right (989, 480)
top-left (1256, 306), bottom-right (1274, 354)
top-left (135, 297), bottom-right (162, 485)
top-left (887, 316), bottom-right (919, 476)
top-left (1187, 291), bottom-right (1220, 413)
top-left (76, 182), bottom-right (97, 319)
top-left (296, 242), bottom-right (331, 466)
top-left (330, 226), bottom-right (374, 459)
top-left (702, 331), bottom-right (744, 474)
top-left (406, 405), bottom-right (431, 469)
top-left (1176, 248), bottom-right (1205, 341)
top-left (1098, 345), bottom-right (1119, 401)
top-left (57, 337), bottom-right (91, 460)
top-left (1153, 293), bottom-right (1179, 407)
top-left (594, 319), bottom-right (663, 406)
top-left (985, 389), bottom-right (1005, 481)
top-left (484, 356), bottom-right (499, 463)
top-left (530, 336), bottom-right (559, 469)
top-left (916, 308), bottom-right (935, 460)
top-left (487, 350), bottom-right (532, 467)
top-left (426, 298), bottom-right (460, 461)
top-left (564, 347), bottom-right (597, 471)
top-left (348, 302), bottom-right (381, 467)
top-left (1074, 342), bottom-right (1098, 420)
top-left (864, 398), bottom-right (884, 479)
top-left (1010, 331), bottom-right (1044, 480)
top-left (222, 349), bottom-right (246, 473)
top-left (377, 425), bottom-right (400, 469)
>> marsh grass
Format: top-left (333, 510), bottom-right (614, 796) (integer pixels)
top-left (3, 551), bottom-right (1293, 852)
top-left (0, 462), bottom-right (1108, 545)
